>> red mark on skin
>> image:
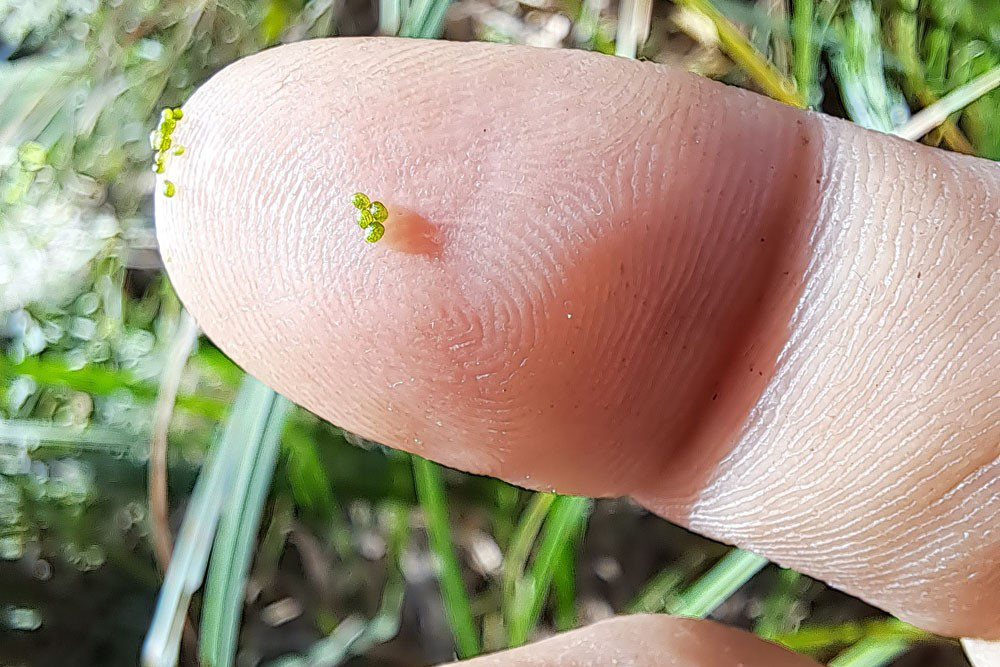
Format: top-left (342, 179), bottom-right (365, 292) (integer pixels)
top-left (382, 206), bottom-right (442, 257)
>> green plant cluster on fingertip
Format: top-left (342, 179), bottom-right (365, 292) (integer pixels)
top-left (351, 192), bottom-right (389, 244)
top-left (150, 107), bottom-right (184, 198)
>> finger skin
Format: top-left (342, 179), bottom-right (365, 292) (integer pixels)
top-left (156, 38), bottom-right (1000, 637)
top-left (448, 615), bottom-right (822, 667)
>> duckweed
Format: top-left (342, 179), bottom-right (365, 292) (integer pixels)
top-left (151, 107), bottom-right (184, 197)
top-left (350, 192), bottom-right (388, 244)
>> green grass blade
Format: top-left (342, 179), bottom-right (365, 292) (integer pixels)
top-left (266, 616), bottom-right (367, 667)
top-left (628, 567), bottom-right (687, 614)
top-left (263, 502), bottom-right (410, 667)
top-left (420, 0), bottom-right (453, 40)
top-left (398, 0), bottom-right (431, 37)
top-left (959, 47), bottom-right (1000, 159)
top-left (492, 483), bottom-right (521, 548)
top-left (774, 618), bottom-right (929, 654)
top-left (668, 548), bottom-right (767, 619)
top-left (676, 0), bottom-right (805, 108)
top-left (142, 376), bottom-right (274, 667)
top-left (922, 25), bottom-right (953, 97)
top-left (828, 637), bottom-right (911, 667)
top-left (6, 356), bottom-right (225, 419)
top-left (893, 65), bottom-right (1000, 141)
top-left (0, 418), bottom-right (138, 455)
top-left (753, 568), bottom-right (802, 639)
top-left (282, 427), bottom-right (338, 518)
top-left (379, 0), bottom-right (403, 34)
top-left (888, 5), bottom-right (976, 154)
top-left (200, 390), bottom-right (293, 667)
top-left (399, 0), bottom-right (452, 38)
top-left (791, 0), bottom-right (816, 106)
top-left (503, 492), bottom-right (556, 634)
top-left (627, 552), bottom-right (704, 614)
top-left (615, 0), bottom-right (652, 59)
top-left (827, 1), bottom-right (909, 133)
top-left (346, 501), bottom-right (411, 653)
top-left (550, 540), bottom-right (577, 632)
top-left (753, 0), bottom-right (790, 79)
top-left (507, 495), bottom-right (590, 647)
top-left (412, 456), bottom-right (481, 658)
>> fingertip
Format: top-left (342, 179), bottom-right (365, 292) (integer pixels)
top-left (158, 37), bottom-right (817, 496)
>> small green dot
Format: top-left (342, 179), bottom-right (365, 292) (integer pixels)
top-left (18, 142), bottom-right (46, 172)
top-left (152, 160), bottom-right (164, 174)
top-left (357, 208), bottom-right (374, 229)
top-left (173, 146), bottom-right (184, 156)
top-left (366, 222), bottom-right (385, 243)
top-left (163, 181), bottom-right (176, 197)
top-left (351, 192), bottom-right (370, 210)
top-left (161, 108), bottom-right (173, 121)
top-left (171, 108), bottom-right (183, 120)
top-left (349, 191), bottom-right (389, 243)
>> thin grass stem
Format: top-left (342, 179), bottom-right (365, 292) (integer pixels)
top-left (893, 65), bottom-right (1000, 140)
top-left (828, 637), bottom-right (911, 667)
top-left (502, 492), bottom-right (556, 636)
top-left (792, 0), bottom-right (815, 105)
top-left (200, 393), bottom-right (293, 667)
top-left (668, 549), bottom-right (767, 619)
top-left (676, 0), bottom-right (805, 108)
top-left (507, 496), bottom-right (590, 647)
top-left (412, 456), bottom-right (481, 658)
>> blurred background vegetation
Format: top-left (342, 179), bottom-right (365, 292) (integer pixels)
top-left (0, 0), bottom-right (997, 666)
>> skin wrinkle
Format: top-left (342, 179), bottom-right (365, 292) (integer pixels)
top-left (502, 98), bottom-right (818, 493)
top-left (156, 38), bottom-right (1000, 640)
top-left (635, 114), bottom-right (823, 513)
top-left (681, 116), bottom-right (999, 637)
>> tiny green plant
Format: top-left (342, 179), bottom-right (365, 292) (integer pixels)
top-left (351, 192), bottom-right (388, 243)
top-left (151, 107), bottom-right (184, 198)
top-left (3, 141), bottom-right (47, 204)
